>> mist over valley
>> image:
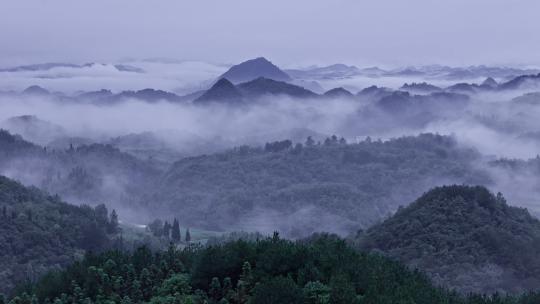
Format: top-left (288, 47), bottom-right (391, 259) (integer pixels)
top-left (3, 1), bottom-right (540, 302)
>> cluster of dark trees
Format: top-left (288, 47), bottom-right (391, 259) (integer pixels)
top-left (7, 234), bottom-right (540, 304)
top-left (264, 140), bottom-right (292, 153)
top-left (147, 218), bottom-right (191, 243)
top-left (264, 136), bottom-right (347, 154)
top-left (356, 185), bottom-right (540, 294)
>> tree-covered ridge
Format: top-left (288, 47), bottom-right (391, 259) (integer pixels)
top-left (0, 129), bottom-right (42, 156)
top-left (0, 175), bottom-right (119, 295)
top-left (145, 133), bottom-right (488, 236)
top-left (356, 185), bottom-right (540, 294)
top-left (0, 129), bottom-right (162, 210)
top-left (10, 235), bottom-right (540, 304)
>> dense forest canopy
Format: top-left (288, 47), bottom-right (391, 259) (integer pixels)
top-left (9, 235), bottom-right (540, 304)
top-left (144, 133), bottom-right (488, 236)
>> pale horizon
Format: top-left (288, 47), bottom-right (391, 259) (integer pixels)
top-left (2, 0), bottom-right (540, 68)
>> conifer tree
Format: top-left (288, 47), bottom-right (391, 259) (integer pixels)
top-left (108, 209), bottom-right (119, 234)
top-left (209, 277), bottom-right (222, 301)
top-left (222, 277), bottom-right (233, 301)
top-left (94, 204), bottom-right (109, 226)
top-left (171, 218), bottom-right (181, 242)
top-left (139, 268), bottom-right (153, 300)
top-left (163, 221), bottom-right (171, 239)
top-left (305, 136), bottom-right (315, 147)
top-left (185, 228), bottom-right (191, 243)
top-left (131, 280), bottom-right (143, 303)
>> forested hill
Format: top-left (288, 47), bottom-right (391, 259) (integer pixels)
top-left (143, 134), bottom-right (488, 236)
top-left (11, 235), bottom-right (540, 304)
top-left (356, 185), bottom-right (540, 294)
top-left (0, 175), bottom-right (120, 295)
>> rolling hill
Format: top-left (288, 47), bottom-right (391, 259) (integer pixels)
top-left (357, 185), bottom-right (540, 294)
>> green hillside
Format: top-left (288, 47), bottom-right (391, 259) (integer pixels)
top-left (0, 175), bottom-right (119, 295)
top-left (357, 185), bottom-right (540, 294)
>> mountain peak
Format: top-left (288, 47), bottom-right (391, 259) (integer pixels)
top-left (323, 87), bottom-right (354, 98)
top-left (194, 78), bottom-right (243, 103)
top-left (251, 57), bottom-right (272, 63)
top-left (213, 77), bottom-right (236, 88)
top-left (481, 77), bottom-right (498, 87)
top-left (218, 57), bottom-right (292, 84)
top-left (22, 85), bottom-right (50, 95)
top-left (237, 77), bottom-right (318, 98)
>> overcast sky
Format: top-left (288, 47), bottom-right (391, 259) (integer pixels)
top-left (1, 0), bottom-right (539, 68)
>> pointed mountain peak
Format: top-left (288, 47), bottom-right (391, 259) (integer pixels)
top-left (482, 77), bottom-right (498, 87)
top-left (213, 77), bottom-right (236, 89)
top-left (22, 85), bottom-right (50, 95)
top-left (323, 87), bottom-right (354, 98)
top-left (194, 78), bottom-right (243, 104)
top-left (218, 57), bottom-right (292, 84)
top-left (250, 57), bottom-right (272, 64)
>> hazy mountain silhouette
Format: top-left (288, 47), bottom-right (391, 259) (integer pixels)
top-left (286, 64), bottom-right (361, 79)
top-left (218, 57), bottom-right (292, 84)
top-left (1, 115), bottom-right (65, 145)
top-left (499, 73), bottom-right (540, 90)
top-left (481, 77), bottom-right (498, 88)
top-left (22, 85), bottom-right (51, 96)
top-left (0, 62), bottom-right (144, 73)
top-left (194, 78), bottom-right (243, 103)
top-left (323, 87), bottom-right (354, 98)
top-left (237, 77), bottom-right (318, 99)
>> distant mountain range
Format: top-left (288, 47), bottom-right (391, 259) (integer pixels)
top-left (2, 57), bottom-right (540, 105)
top-left (288, 64), bottom-right (540, 81)
top-left (0, 62), bottom-right (144, 73)
top-left (286, 64), bottom-right (361, 79)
